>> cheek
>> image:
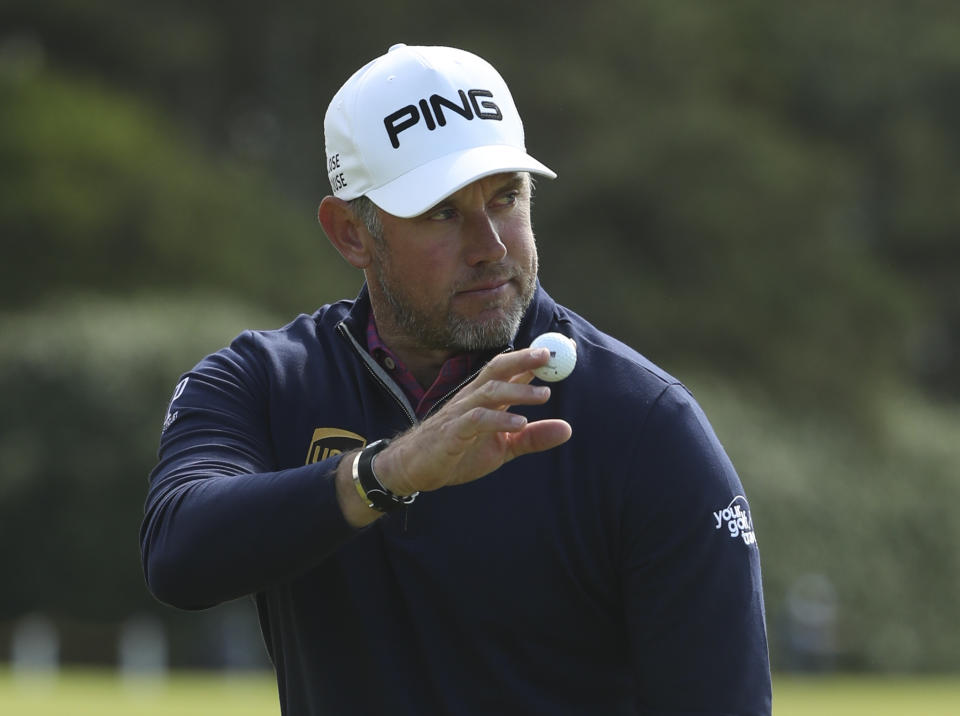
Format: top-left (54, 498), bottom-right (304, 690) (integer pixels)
top-left (504, 227), bottom-right (537, 269)
top-left (415, 245), bottom-right (460, 281)
top-left (391, 245), bottom-right (459, 300)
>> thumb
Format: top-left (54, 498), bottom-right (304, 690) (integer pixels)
top-left (508, 419), bottom-right (572, 459)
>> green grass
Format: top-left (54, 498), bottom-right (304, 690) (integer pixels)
top-left (773, 675), bottom-right (960, 715)
top-left (0, 668), bottom-right (279, 716)
top-left (1, 669), bottom-right (958, 714)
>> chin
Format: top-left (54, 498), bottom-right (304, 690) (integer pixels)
top-left (448, 309), bottom-right (522, 352)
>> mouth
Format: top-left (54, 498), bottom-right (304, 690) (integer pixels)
top-left (458, 279), bottom-right (510, 297)
top-left (456, 275), bottom-right (515, 299)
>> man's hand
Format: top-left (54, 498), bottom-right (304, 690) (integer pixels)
top-left (336, 347), bottom-right (572, 527)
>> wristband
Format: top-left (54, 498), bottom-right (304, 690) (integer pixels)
top-left (352, 439), bottom-right (418, 513)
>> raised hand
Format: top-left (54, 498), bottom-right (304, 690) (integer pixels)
top-left (336, 347), bottom-right (572, 526)
top-left (379, 346), bottom-right (572, 495)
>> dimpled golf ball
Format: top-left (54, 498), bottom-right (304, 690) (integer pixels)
top-left (530, 332), bottom-right (577, 382)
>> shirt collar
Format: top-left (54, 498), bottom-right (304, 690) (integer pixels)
top-left (365, 311), bottom-right (483, 419)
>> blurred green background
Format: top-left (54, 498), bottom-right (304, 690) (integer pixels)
top-left (1, 0), bottom-right (958, 685)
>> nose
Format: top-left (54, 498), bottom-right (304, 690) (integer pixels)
top-left (463, 212), bottom-right (508, 266)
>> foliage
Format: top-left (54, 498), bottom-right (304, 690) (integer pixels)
top-left (0, 67), bottom-right (358, 313)
top-left (689, 375), bottom-right (960, 671)
top-left (0, 0), bottom-right (958, 672)
top-left (0, 296), bottom-right (281, 626)
top-left (2, 1), bottom-right (957, 404)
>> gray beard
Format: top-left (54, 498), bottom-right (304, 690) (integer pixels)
top-left (371, 249), bottom-right (537, 353)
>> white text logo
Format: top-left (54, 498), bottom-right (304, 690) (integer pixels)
top-left (162, 377), bottom-right (189, 432)
top-left (713, 495), bottom-right (757, 546)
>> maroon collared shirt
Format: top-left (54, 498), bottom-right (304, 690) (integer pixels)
top-left (366, 312), bottom-right (482, 419)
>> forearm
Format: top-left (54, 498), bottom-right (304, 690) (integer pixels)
top-left (142, 456), bottom-right (359, 609)
top-left (334, 448), bottom-right (401, 528)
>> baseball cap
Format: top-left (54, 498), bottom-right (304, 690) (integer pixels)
top-left (324, 43), bottom-right (556, 218)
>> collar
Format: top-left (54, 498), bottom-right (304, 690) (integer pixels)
top-left (362, 305), bottom-right (482, 419)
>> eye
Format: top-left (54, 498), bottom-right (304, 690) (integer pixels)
top-left (494, 190), bottom-right (521, 207)
top-left (427, 207), bottom-right (458, 221)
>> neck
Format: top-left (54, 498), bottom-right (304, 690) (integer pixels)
top-left (366, 298), bottom-right (455, 388)
top-left (378, 330), bottom-right (453, 389)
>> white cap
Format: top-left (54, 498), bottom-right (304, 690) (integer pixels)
top-left (324, 43), bottom-right (556, 218)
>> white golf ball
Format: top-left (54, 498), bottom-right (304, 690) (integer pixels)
top-left (530, 332), bottom-right (577, 382)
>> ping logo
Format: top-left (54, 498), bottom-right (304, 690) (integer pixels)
top-left (713, 495), bottom-right (757, 546)
top-left (305, 428), bottom-right (366, 465)
top-left (383, 89), bottom-right (503, 149)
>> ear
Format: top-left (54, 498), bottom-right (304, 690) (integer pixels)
top-left (318, 196), bottom-right (374, 269)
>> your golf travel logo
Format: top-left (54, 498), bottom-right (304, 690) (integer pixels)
top-left (713, 495), bottom-right (757, 546)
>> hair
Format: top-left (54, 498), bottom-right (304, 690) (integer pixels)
top-left (348, 195), bottom-right (383, 242)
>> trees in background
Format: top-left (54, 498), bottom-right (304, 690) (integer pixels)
top-left (1, 0), bottom-right (957, 671)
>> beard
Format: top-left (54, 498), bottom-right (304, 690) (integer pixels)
top-left (369, 242), bottom-right (538, 353)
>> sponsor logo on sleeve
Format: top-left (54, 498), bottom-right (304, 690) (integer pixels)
top-left (161, 376), bottom-right (190, 432)
top-left (305, 428), bottom-right (366, 465)
top-left (713, 495), bottom-right (757, 546)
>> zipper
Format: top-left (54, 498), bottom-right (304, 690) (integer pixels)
top-left (337, 321), bottom-right (418, 531)
top-left (337, 321), bottom-right (418, 427)
top-left (337, 322), bottom-right (513, 529)
top-left (422, 344), bottom-right (512, 420)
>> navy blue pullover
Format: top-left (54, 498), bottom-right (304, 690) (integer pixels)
top-left (141, 284), bottom-right (771, 715)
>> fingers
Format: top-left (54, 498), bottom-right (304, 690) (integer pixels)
top-left (465, 379), bottom-right (551, 411)
top-left (455, 348), bottom-right (552, 411)
top-left (375, 347), bottom-right (568, 496)
top-left (455, 411), bottom-right (571, 455)
top-left (382, 412), bottom-right (572, 496)
top-left (479, 347), bottom-right (551, 383)
top-left (508, 370), bottom-right (537, 386)
top-left (453, 405), bottom-right (529, 441)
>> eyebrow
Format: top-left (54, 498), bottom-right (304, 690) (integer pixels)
top-left (418, 173), bottom-right (528, 218)
top-left (495, 173), bottom-right (527, 194)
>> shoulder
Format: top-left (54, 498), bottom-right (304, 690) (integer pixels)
top-left (199, 299), bottom-right (354, 374)
top-left (159, 300), bottom-right (355, 436)
top-left (167, 300), bottom-right (353, 410)
top-left (548, 301), bottom-right (683, 418)
top-left (521, 288), bottom-right (679, 393)
top-left (538, 297), bottom-right (737, 493)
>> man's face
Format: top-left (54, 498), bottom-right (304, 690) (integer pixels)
top-left (365, 172), bottom-right (538, 353)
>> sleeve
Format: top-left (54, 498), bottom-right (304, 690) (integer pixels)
top-left (139, 333), bottom-right (361, 611)
top-left (622, 384), bottom-right (772, 716)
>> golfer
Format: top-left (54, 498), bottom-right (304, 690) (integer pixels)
top-left (141, 43), bottom-right (772, 715)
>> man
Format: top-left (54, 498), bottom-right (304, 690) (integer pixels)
top-left (141, 44), bottom-right (771, 715)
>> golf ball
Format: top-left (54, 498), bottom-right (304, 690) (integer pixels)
top-left (530, 332), bottom-right (577, 382)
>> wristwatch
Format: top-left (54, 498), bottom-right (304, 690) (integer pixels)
top-left (351, 439), bottom-right (418, 512)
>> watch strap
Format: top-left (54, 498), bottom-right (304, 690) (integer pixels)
top-left (352, 439), bottom-right (418, 512)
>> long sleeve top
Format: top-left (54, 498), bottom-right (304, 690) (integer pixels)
top-left (141, 283), bottom-right (772, 715)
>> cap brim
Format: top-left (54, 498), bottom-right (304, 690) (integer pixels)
top-left (365, 144), bottom-right (556, 218)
